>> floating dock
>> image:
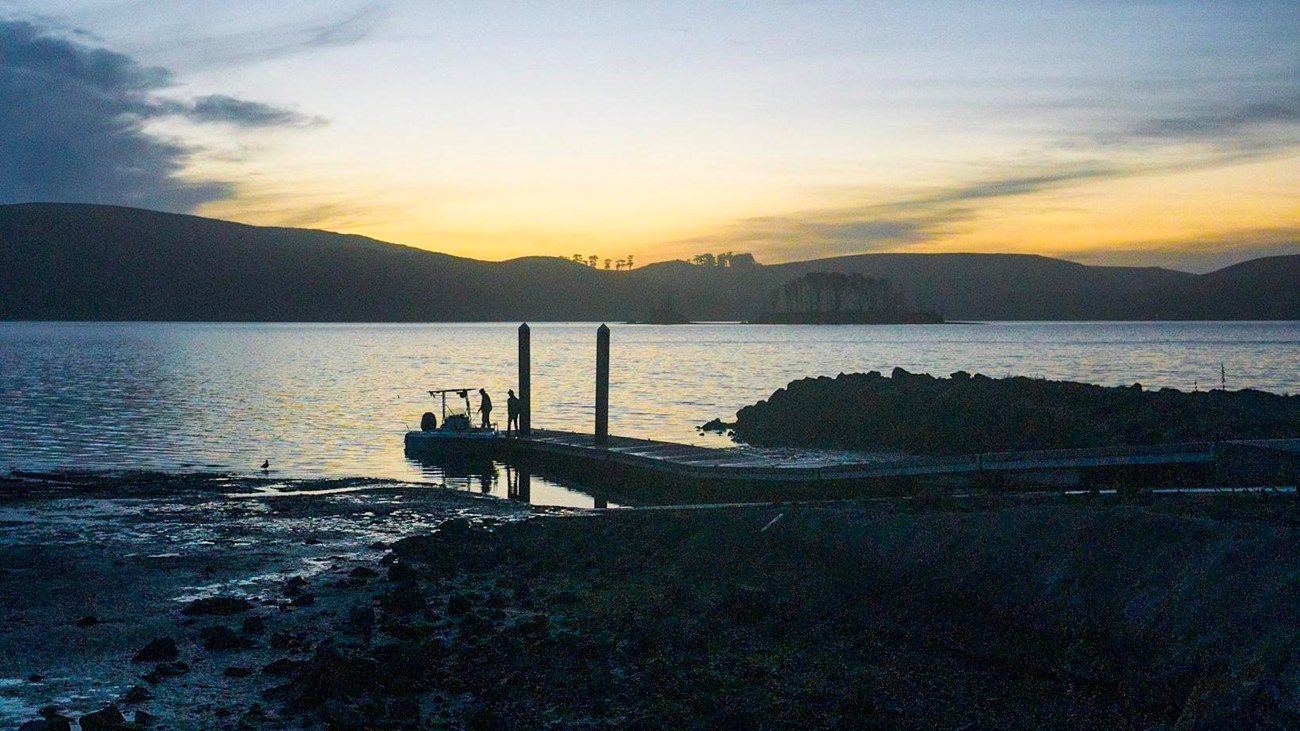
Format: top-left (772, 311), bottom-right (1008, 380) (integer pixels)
top-left (407, 429), bottom-right (1300, 504)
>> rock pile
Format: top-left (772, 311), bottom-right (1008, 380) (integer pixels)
top-left (707, 368), bottom-right (1300, 454)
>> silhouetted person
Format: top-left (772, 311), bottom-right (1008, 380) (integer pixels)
top-left (478, 388), bottom-right (493, 429)
top-left (507, 389), bottom-right (520, 434)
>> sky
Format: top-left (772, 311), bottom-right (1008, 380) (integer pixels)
top-left (1, 1), bottom-right (1297, 272)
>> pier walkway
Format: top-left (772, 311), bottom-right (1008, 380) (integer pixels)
top-left (491, 431), bottom-right (1300, 501)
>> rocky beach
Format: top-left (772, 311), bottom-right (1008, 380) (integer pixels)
top-left (4, 471), bottom-right (1300, 729)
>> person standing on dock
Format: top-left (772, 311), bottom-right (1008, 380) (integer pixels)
top-left (506, 389), bottom-right (520, 435)
top-left (478, 388), bottom-right (493, 429)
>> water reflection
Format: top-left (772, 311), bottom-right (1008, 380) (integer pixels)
top-left (505, 465), bottom-right (530, 503)
top-left (405, 454), bottom-right (612, 509)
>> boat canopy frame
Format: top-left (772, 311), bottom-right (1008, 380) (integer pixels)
top-left (428, 388), bottom-right (479, 424)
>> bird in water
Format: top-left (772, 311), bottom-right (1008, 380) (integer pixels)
top-left (261, 459), bottom-right (270, 471)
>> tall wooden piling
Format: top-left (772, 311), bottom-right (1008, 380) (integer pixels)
top-left (595, 324), bottom-right (610, 445)
top-left (518, 323), bottom-right (531, 436)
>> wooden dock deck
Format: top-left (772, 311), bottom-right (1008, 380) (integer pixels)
top-left (483, 431), bottom-right (1300, 503)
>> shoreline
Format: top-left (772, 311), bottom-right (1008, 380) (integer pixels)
top-left (3, 471), bottom-right (1299, 729)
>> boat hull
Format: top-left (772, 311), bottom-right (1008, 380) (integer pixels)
top-left (404, 429), bottom-right (504, 460)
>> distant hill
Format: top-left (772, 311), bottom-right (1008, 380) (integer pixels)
top-left (1, 203), bottom-right (1296, 321)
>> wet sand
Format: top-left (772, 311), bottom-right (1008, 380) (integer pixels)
top-left (3, 472), bottom-right (1298, 729)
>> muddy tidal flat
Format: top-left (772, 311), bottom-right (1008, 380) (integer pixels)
top-left (2, 472), bottom-right (1299, 730)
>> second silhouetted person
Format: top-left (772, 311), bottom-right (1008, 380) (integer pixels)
top-left (478, 388), bottom-right (493, 429)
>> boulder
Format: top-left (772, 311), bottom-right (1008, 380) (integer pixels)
top-left (284, 576), bottom-right (308, 596)
top-left (380, 583), bottom-right (426, 614)
top-left (78, 705), bottom-right (125, 731)
top-left (288, 593), bottom-right (316, 607)
top-left (200, 625), bottom-right (243, 650)
top-left (22, 718), bottom-right (70, 731)
top-left (262, 658), bottom-right (307, 677)
top-left (131, 638), bottom-right (178, 663)
top-left (119, 685), bottom-right (154, 703)
top-left (294, 646), bottom-right (380, 708)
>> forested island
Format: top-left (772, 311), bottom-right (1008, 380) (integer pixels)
top-left (754, 272), bottom-right (943, 324)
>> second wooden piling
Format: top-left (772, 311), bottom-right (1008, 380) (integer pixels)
top-left (595, 324), bottom-right (609, 445)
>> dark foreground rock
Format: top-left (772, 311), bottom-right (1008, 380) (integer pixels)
top-left (77, 704), bottom-right (125, 730)
top-left (708, 368), bottom-right (1300, 454)
top-left (181, 596), bottom-right (253, 616)
top-left (130, 638), bottom-right (177, 663)
top-left (199, 625), bottom-right (242, 650)
top-left (265, 501), bottom-right (1300, 730)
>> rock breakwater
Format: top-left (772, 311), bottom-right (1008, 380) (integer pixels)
top-left (706, 369), bottom-right (1300, 454)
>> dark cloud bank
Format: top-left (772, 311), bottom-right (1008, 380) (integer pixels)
top-left (0, 19), bottom-right (320, 211)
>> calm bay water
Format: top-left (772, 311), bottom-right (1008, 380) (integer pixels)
top-left (2, 321), bottom-right (1298, 504)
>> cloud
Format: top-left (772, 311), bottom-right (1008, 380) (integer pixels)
top-left (185, 95), bottom-right (324, 128)
top-left (0, 19), bottom-right (229, 210)
top-left (1133, 98), bottom-right (1300, 142)
top-left (1088, 73), bottom-right (1300, 156)
top-left (684, 165), bottom-right (1116, 262)
top-left (133, 2), bottom-right (390, 71)
top-left (0, 19), bottom-right (323, 211)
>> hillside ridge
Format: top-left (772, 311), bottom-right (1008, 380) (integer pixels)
top-left (2, 203), bottom-right (1296, 321)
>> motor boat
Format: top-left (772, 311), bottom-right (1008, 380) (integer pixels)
top-left (403, 388), bottom-right (503, 462)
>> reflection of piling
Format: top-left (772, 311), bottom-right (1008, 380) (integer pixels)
top-left (518, 323), bottom-right (531, 436)
top-left (595, 324), bottom-right (609, 445)
top-left (507, 466), bottom-right (531, 503)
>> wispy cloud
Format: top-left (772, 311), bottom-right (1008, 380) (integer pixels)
top-left (1133, 98), bottom-right (1300, 142)
top-left (681, 165), bottom-right (1117, 262)
top-left (1106, 80), bottom-right (1300, 156)
top-left (133, 2), bottom-right (390, 70)
top-left (181, 95), bottom-right (324, 128)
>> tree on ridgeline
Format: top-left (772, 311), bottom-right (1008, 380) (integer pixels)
top-left (563, 254), bottom-right (625, 268)
top-left (689, 250), bottom-right (758, 267)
